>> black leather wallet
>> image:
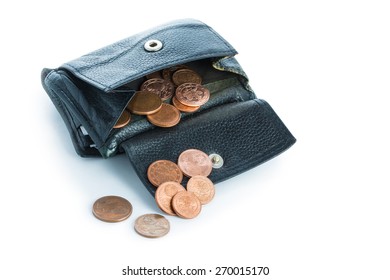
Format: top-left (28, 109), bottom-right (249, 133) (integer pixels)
top-left (41, 19), bottom-right (296, 196)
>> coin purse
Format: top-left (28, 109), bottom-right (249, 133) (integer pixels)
top-left (41, 19), bottom-right (296, 196)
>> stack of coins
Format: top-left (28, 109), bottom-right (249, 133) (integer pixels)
top-left (116, 65), bottom-right (210, 129)
top-left (148, 149), bottom-right (216, 219)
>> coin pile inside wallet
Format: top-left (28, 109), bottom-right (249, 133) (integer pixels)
top-left (115, 65), bottom-right (210, 129)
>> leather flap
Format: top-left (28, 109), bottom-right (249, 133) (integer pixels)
top-left (60, 19), bottom-right (237, 92)
top-left (121, 99), bottom-right (296, 196)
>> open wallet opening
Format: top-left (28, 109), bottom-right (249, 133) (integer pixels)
top-left (41, 19), bottom-right (296, 196)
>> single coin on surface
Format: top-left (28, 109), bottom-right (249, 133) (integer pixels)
top-left (172, 96), bottom-right (200, 113)
top-left (134, 214), bottom-right (170, 238)
top-left (92, 196), bottom-right (132, 222)
top-left (172, 191), bottom-right (202, 219)
top-left (113, 110), bottom-right (131, 129)
top-left (172, 69), bottom-right (202, 86)
top-left (175, 83), bottom-right (210, 107)
top-left (147, 103), bottom-right (180, 128)
top-left (187, 176), bottom-right (215, 205)
top-left (141, 78), bottom-right (175, 100)
top-left (147, 160), bottom-right (183, 187)
top-left (177, 149), bottom-right (213, 177)
top-left (127, 91), bottom-right (162, 115)
top-left (155, 181), bottom-right (186, 215)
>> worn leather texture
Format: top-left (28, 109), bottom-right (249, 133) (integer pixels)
top-left (122, 99), bottom-right (295, 196)
top-left (41, 18), bottom-right (296, 196)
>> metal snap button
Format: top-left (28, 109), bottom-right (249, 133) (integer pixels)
top-left (144, 39), bottom-right (163, 52)
top-left (209, 154), bottom-right (224, 169)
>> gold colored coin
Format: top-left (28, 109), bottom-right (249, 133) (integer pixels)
top-left (127, 91), bottom-right (162, 115)
top-left (134, 214), bottom-right (170, 238)
top-left (177, 149), bottom-right (213, 177)
top-left (113, 110), bottom-right (131, 129)
top-left (147, 160), bottom-right (183, 187)
top-left (147, 103), bottom-right (180, 128)
top-left (172, 191), bottom-right (202, 219)
top-left (175, 83), bottom-right (210, 107)
top-left (187, 176), bottom-right (215, 205)
top-left (172, 96), bottom-right (200, 113)
top-left (172, 69), bottom-right (202, 86)
top-left (92, 196), bottom-right (132, 222)
top-left (155, 181), bottom-right (186, 215)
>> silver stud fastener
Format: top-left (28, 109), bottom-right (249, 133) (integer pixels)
top-left (209, 153), bottom-right (224, 169)
top-left (144, 39), bottom-right (163, 52)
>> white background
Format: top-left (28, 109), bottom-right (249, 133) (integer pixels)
top-left (1, 1), bottom-right (389, 279)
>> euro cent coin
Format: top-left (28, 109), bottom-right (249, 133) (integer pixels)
top-left (134, 214), bottom-right (170, 238)
top-left (113, 110), bottom-right (131, 129)
top-left (147, 160), bottom-right (183, 187)
top-left (175, 83), bottom-right (210, 107)
top-left (127, 91), bottom-right (162, 115)
top-left (92, 196), bottom-right (133, 222)
top-left (172, 69), bottom-right (202, 86)
top-left (172, 96), bottom-right (200, 113)
top-left (140, 78), bottom-right (175, 100)
top-left (147, 103), bottom-right (180, 128)
top-left (155, 181), bottom-right (186, 215)
top-left (172, 191), bottom-right (202, 219)
top-left (177, 149), bottom-right (213, 177)
top-left (187, 176), bottom-right (215, 205)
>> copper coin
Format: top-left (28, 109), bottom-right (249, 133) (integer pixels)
top-left (155, 181), bottom-right (186, 215)
top-left (147, 103), bottom-right (180, 128)
top-left (127, 91), bottom-right (162, 115)
top-left (178, 149), bottom-right (213, 177)
top-left (187, 176), bottom-right (215, 205)
top-left (175, 83), bottom-right (210, 107)
top-left (92, 196), bottom-right (132, 222)
top-left (172, 191), bottom-right (202, 219)
top-left (147, 160), bottom-right (183, 187)
top-left (172, 69), bottom-right (202, 86)
top-left (140, 78), bottom-right (175, 100)
top-left (146, 71), bottom-right (162, 79)
top-left (162, 65), bottom-right (189, 81)
top-left (134, 214), bottom-right (170, 238)
top-left (172, 96), bottom-right (200, 113)
top-left (113, 110), bottom-right (131, 129)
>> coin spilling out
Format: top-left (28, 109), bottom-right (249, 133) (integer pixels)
top-left (92, 196), bottom-right (133, 222)
top-left (155, 181), bottom-right (186, 215)
top-left (147, 160), bottom-right (183, 187)
top-left (172, 96), bottom-right (200, 113)
top-left (187, 176), bottom-right (215, 205)
top-left (147, 103), bottom-right (180, 128)
top-left (127, 91), bottom-right (162, 115)
top-left (172, 69), bottom-right (202, 86)
top-left (113, 110), bottom-right (131, 129)
top-left (141, 78), bottom-right (174, 100)
top-left (134, 214), bottom-right (170, 238)
top-left (172, 191), bottom-right (202, 219)
top-left (178, 149), bottom-right (213, 177)
top-left (175, 83), bottom-right (210, 107)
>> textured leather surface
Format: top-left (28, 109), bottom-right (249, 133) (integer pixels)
top-left (61, 19), bottom-right (237, 92)
top-left (121, 99), bottom-right (296, 196)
